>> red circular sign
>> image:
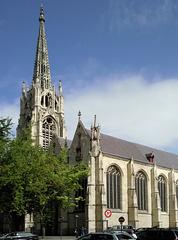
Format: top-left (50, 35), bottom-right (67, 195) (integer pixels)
top-left (104, 209), bottom-right (112, 218)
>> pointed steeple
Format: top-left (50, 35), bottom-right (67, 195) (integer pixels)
top-left (32, 6), bottom-right (51, 90)
top-left (18, 5), bottom-right (67, 147)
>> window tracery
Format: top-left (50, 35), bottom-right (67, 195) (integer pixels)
top-left (135, 171), bottom-right (147, 211)
top-left (42, 116), bottom-right (56, 149)
top-left (106, 165), bottom-right (121, 209)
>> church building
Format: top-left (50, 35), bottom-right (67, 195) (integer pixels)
top-left (17, 7), bottom-right (178, 235)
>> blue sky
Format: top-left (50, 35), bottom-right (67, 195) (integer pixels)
top-left (2, 0), bottom-right (178, 154)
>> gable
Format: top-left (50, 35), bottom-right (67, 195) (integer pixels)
top-left (69, 121), bottom-right (90, 164)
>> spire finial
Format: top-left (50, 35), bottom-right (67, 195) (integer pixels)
top-left (78, 111), bottom-right (81, 121)
top-left (39, 5), bottom-right (45, 22)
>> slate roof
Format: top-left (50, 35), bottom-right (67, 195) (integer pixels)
top-left (99, 133), bottom-right (178, 170)
top-left (85, 126), bottom-right (178, 169)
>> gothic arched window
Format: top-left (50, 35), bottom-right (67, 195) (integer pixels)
top-left (135, 171), bottom-right (147, 211)
top-left (176, 180), bottom-right (178, 208)
top-left (42, 116), bottom-right (56, 149)
top-left (106, 165), bottom-right (121, 209)
top-left (45, 93), bottom-right (52, 107)
top-left (158, 175), bottom-right (167, 212)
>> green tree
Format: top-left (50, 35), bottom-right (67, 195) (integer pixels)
top-left (0, 124), bottom-right (88, 234)
top-left (0, 117), bottom-right (12, 141)
top-left (0, 117), bottom-right (12, 165)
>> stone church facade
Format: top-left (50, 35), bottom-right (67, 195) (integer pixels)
top-left (17, 7), bottom-right (178, 235)
top-left (69, 118), bottom-right (178, 233)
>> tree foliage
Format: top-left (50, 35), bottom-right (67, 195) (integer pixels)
top-left (0, 120), bottom-right (88, 228)
top-left (0, 117), bottom-right (12, 141)
top-left (0, 118), bottom-right (13, 168)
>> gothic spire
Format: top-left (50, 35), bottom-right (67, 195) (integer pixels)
top-left (32, 6), bottom-right (52, 89)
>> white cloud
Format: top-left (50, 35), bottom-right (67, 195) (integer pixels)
top-left (65, 74), bottom-right (178, 151)
top-left (2, 73), bottom-right (178, 154)
top-left (107, 0), bottom-right (178, 30)
top-left (0, 99), bottom-right (19, 136)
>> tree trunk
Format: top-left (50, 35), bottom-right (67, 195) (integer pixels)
top-left (42, 226), bottom-right (46, 239)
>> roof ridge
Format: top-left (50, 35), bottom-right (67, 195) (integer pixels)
top-left (99, 131), bottom-right (178, 157)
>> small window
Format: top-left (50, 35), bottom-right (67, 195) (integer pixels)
top-left (158, 175), bottom-right (167, 212)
